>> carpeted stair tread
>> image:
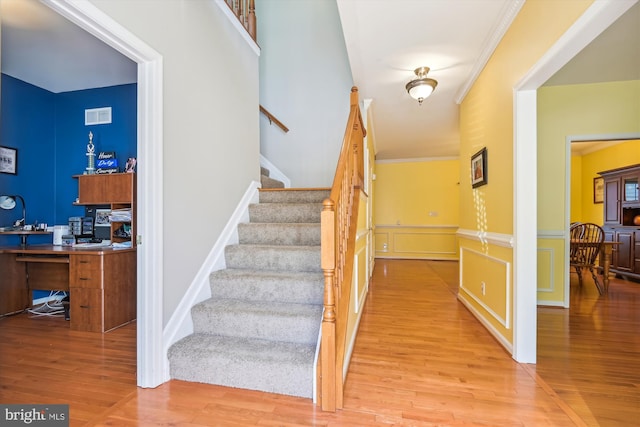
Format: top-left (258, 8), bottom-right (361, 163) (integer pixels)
top-left (192, 299), bottom-right (322, 344)
top-left (259, 189), bottom-right (330, 204)
top-left (168, 334), bottom-right (315, 398)
top-left (249, 203), bottom-right (322, 223)
top-left (238, 222), bottom-right (320, 246)
top-left (260, 174), bottom-right (285, 189)
top-left (210, 269), bottom-right (323, 304)
top-left (225, 244), bottom-right (321, 272)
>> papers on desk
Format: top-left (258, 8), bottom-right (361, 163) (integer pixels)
top-left (73, 241), bottom-right (112, 248)
top-left (109, 208), bottom-right (132, 222)
top-left (112, 241), bottom-right (132, 249)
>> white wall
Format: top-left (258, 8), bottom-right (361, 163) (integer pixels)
top-left (256, 0), bottom-right (353, 187)
top-left (90, 0), bottom-right (260, 325)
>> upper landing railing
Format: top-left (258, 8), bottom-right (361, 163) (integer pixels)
top-left (225, 0), bottom-right (257, 41)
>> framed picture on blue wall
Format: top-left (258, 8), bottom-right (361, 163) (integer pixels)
top-left (0, 146), bottom-right (17, 175)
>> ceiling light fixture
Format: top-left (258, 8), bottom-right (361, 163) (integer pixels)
top-left (406, 66), bottom-right (438, 105)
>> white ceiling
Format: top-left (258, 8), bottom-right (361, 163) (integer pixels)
top-left (0, 0), bottom-right (136, 93)
top-left (337, 0), bottom-right (640, 160)
top-left (1, 0), bottom-right (638, 160)
top-left (337, 0), bottom-right (524, 160)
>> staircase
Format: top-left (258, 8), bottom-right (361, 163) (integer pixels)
top-left (168, 171), bottom-right (328, 398)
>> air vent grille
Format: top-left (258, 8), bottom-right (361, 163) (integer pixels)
top-left (85, 107), bottom-right (112, 125)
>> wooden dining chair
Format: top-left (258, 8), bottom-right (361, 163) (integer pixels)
top-left (569, 222), bottom-right (605, 294)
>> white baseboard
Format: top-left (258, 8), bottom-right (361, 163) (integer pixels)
top-left (161, 180), bottom-right (260, 381)
top-left (537, 300), bottom-right (567, 308)
top-left (457, 293), bottom-right (514, 356)
top-left (343, 291), bottom-right (368, 380)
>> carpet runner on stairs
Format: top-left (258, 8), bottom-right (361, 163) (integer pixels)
top-left (168, 184), bottom-right (330, 398)
top-left (260, 166), bottom-right (284, 189)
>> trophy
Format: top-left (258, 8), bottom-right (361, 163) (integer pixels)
top-left (86, 131), bottom-right (96, 174)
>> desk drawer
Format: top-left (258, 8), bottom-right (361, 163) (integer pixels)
top-left (70, 288), bottom-right (104, 332)
top-left (70, 255), bottom-right (104, 289)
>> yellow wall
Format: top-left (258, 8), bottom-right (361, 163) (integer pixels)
top-left (572, 140), bottom-right (640, 224)
top-left (458, 0), bottom-right (594, 348)
top-left (537, 80), bottom-right (640, 305)
top-left (373, 159), bottom-right (459, 260)
top-left (538, 81), bottom-right (640, 230)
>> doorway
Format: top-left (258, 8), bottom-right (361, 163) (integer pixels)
top-left (38, 0), bottom-right (164, 387)
top-left (513, 0), bottom-right (638, 362)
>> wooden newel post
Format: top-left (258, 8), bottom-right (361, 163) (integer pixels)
top-left (321, 198), bottom-right (337, 411)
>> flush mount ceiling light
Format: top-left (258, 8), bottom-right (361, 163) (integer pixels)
top-left (406, 66), bottom-right (438, 105)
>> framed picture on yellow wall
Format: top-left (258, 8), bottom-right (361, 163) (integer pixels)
top-left (594, 177), bottom-right (604, 204)
top-left (471, 147), bottom-right (487, 188)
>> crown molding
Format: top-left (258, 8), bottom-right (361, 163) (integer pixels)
top-left (375, 156), bottom-right (459, 164)
top-left (454, 0), bottom-right (526, 104)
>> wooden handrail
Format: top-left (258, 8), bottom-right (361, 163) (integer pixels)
top-left (259, 105), bottom-right (289, 133)
top-left (225, 0), bottom-right (257, 41)
top-left (318, 87), bottom-right (366, 412)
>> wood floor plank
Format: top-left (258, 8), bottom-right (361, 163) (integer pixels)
top-left (1, 259), bottom-right (638, 426)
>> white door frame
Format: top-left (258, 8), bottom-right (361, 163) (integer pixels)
top-left (512, 0), bottom-right (637, 363)
top-left (44, 0), bottom-right (165, 387)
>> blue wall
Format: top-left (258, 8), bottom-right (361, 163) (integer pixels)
top-left (0, 75), bottom-right (56, 235)
top-left (54, 83), bottom-right (138, 223)
top-left (0, 74), bottom-right (137, 246)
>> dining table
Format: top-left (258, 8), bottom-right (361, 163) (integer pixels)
top-left (571, 239), bottom-right (620, 294)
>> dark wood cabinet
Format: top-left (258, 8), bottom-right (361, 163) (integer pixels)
top-left (604, 178), bottom-right (620, 224)
top-left (614, 230), bottom-right (634, 273)
top-left (599, 164), bottom-right (640, 281)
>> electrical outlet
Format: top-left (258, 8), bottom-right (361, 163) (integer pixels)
top-left (382, 243), bottom-right (388, 252)
top-left (481, 281), bottom-right (486, 295)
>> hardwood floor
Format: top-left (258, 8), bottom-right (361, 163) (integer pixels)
top-left (1, 259), bottom-right (638, 426)
top-left (535, 272), bottom-right (640, 427)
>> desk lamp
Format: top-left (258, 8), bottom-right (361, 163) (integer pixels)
top-left (0, 194), bottom-right (26, 227)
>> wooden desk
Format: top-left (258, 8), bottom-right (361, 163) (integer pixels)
top-left (0, 245), bottom-right (136, 332)
top-left (0, 230), bottom-right (52, 247)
